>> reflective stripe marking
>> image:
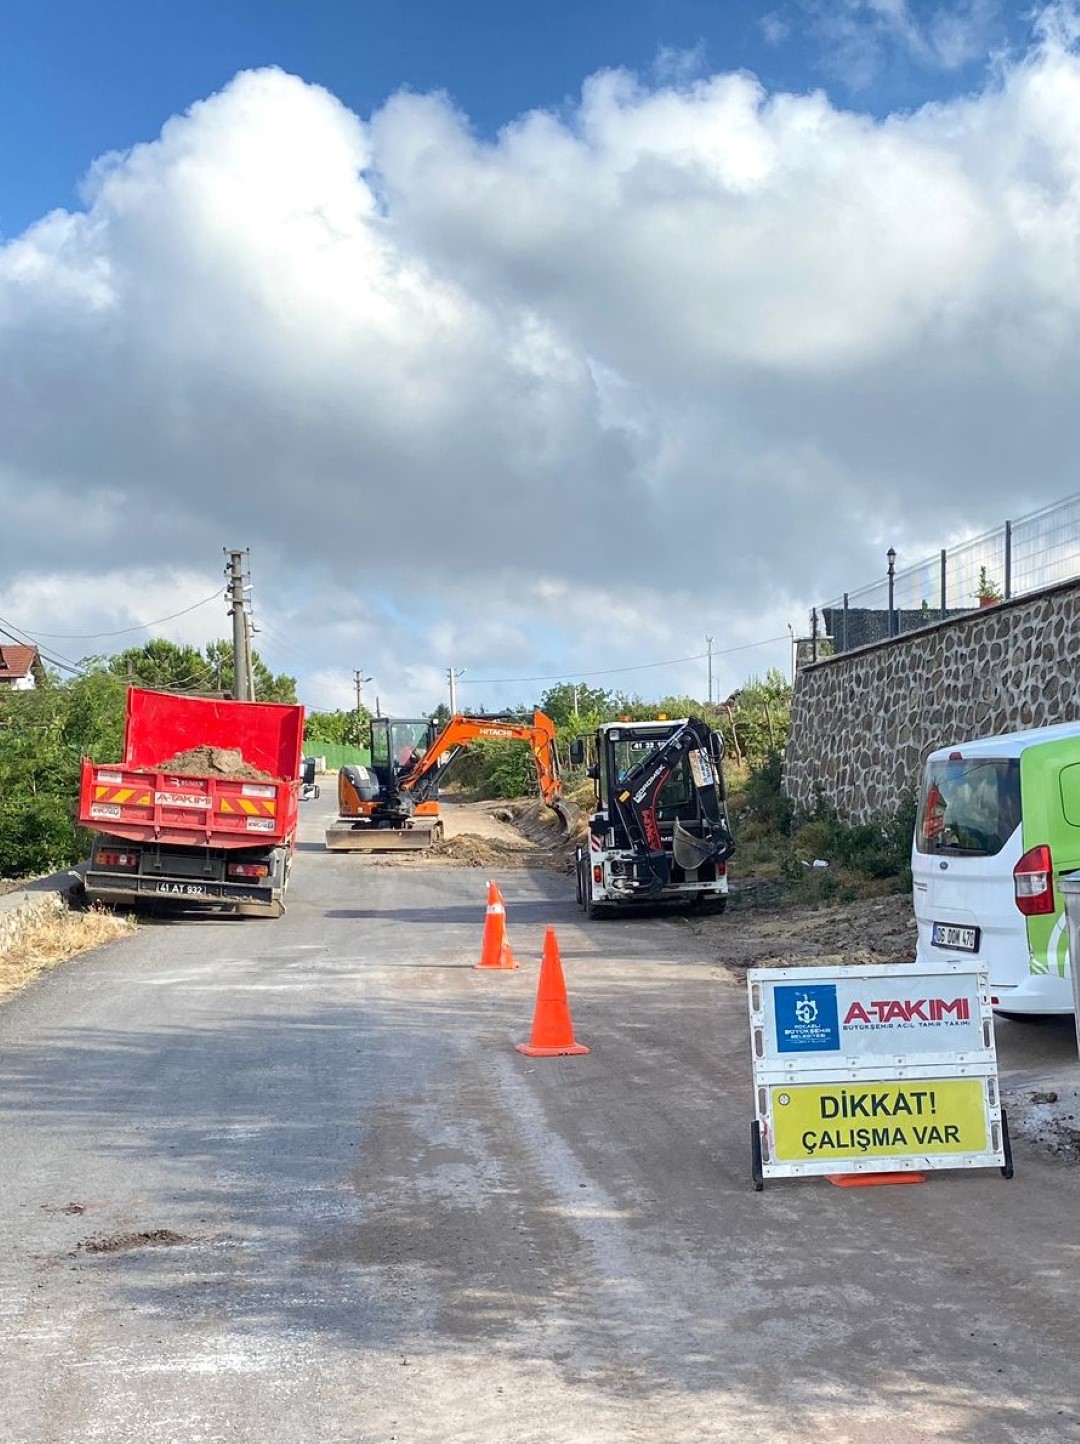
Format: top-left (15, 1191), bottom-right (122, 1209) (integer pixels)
top-left (220, 797), bottom-right (277, 817)
top-left (94, 785), bottom-right (152, 806)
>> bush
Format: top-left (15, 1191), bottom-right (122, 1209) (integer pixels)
top-left (740, 751), bottom-right (794, 835)
top-left (447, 739), bottom-right (536, 799)
top-left (792, 786), bottom-right (917, 884)
top-left (0, 798), bottom-right (82, 877)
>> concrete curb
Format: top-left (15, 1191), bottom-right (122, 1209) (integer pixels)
top-left (0, 863), bottom-right (87, 920)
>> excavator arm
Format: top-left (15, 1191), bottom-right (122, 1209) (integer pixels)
top-left (609, 718), bottom-right (734, 894)
top-left (397, 711), bottom-right (570, 826)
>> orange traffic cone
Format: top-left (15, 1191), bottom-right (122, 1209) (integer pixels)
top-left (475, 880), bottom-right (518, 970)
top-left (516, 928), bottom-right (590, 1057)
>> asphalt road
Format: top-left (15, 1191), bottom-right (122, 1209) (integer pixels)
top-left (1, 795), bottom-right (1080, 1444)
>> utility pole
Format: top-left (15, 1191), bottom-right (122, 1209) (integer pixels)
top-left (224, 548), bottom-right (252, 702)
top-left (447, 666), bottom-right (464, 714)
top-left (354, 669), bottom-right (372, 713)
top-left (243, 610), bottom-right (257, 702)
top-left (572, 684), bottom-right (580, 718)
top-left (706, 635), bottom-right (714, 706)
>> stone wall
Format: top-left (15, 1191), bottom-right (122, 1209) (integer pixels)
top-left (784, 578), bottom-right (1080, 821)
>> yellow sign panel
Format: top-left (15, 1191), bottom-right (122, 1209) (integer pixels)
top-left (770, 1078), bottom-right (989, 1163)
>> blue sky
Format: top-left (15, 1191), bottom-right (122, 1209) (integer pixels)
top-left (1, 1), bottom-right (1075, 713)
top-left (2, 0), bottom-right (1027, 238)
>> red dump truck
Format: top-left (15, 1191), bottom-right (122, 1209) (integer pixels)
top-left (79, 687), bottom-right (306, 917)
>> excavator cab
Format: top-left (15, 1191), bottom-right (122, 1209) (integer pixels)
top-left (325, 717), bottom-right (441, 852)
top-left (370, 718), bottom-right (437, 784)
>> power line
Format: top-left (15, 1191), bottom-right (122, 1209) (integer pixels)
top-left (29, 588), bottom-right (225, 640)
top-left (0, 616), bottom-right (86, 676)
top-left (455, 634), bottom-right (790, 686)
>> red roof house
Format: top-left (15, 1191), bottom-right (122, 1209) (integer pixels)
top-left (0, 645), bottom-right (46, 690)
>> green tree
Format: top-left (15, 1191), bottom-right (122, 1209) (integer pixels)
top-left (203, 641), bottom-right (297, 703)
top-left (717, 670), bottom-right (792, 770)
top-left (105, 638), bottom-right (296, 703)
top-left (305, 707), bottom-right (371, 749)
top-left (108, 639), bottom-right (211, 692)
top-left (538, 682), bottom-right (616, 727)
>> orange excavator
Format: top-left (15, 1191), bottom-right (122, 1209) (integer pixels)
top-left (324, 710), bottom-right (572, 851)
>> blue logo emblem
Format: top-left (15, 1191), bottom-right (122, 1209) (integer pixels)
top-left (774, 984), bottom-right (840, 1052)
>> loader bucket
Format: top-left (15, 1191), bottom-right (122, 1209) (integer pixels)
top-left (673, 819), bottom-right (720, 872)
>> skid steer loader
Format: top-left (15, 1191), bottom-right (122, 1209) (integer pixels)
top-left (570, 716), bottom-right (734, 916)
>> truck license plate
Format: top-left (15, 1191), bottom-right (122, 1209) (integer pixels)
top-left (932, 922), bottom-right (979, 952)
top-left (156, 882), bottom-right (208, 897)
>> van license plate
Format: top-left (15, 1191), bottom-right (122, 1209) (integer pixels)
top-left (932, 922), bottom-right (979, 952)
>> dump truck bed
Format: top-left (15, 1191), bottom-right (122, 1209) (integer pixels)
top-left (78, 688), bottom-right (304, 850)
top-left (80, 762), bottom-right (299, 849)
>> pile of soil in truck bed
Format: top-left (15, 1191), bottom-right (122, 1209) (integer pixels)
top-left (155, 747), bottom-right (272, 781)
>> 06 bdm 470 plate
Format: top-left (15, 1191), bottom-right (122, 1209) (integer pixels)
top-left (931, 922), bottom-right (980, 952)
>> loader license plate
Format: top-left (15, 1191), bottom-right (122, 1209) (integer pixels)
top-left (156, 882), bottom-right (208, 897)
top-left (932, 922), bottom-right (979, 952)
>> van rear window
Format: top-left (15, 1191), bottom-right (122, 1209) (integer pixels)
top-left (916, 758), bottom-right (1021, 857)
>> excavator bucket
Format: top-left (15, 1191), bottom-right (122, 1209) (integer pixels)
top-left (549, 798), bottom-right (580, 838)
top-left (324, 821), bottom-right (441, 852)
top-left (672, 819), bottom-right (721, 873)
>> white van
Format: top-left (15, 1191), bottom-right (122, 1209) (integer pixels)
top-left (913, 720), bottom-right (1080, 1016)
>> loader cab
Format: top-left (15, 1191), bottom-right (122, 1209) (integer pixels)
top-left (370, 718), bottom-right (436, 787)
top-left (571, 722), bottom-right (723, 821)
top-left (603, 722), bottom-right (700, 819)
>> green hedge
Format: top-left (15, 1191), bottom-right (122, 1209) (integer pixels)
top-left (309, 743), bottom-right (371, 771)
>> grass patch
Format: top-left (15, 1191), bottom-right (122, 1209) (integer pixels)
top-left (0, 894), bottom-right (135, 1003)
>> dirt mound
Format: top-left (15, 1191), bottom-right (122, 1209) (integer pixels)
top-left (427, 833), bottom-right (539, 868)
top-left (509, 798), bottom-right (586, 872)
top-left (157, 746), bottom-right (271, 781)
top-left (81, 1229), bottom-right (188, 1254)
top-left (709, 892), bottom-right (917, 973)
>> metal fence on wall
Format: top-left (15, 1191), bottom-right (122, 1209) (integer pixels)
top-left (819, 493), bottom-right (1080, 653)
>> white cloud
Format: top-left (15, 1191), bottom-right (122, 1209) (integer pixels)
top-left (2, 15), bottom-right (1080, 711)
top-left (800, 0), bottom-right (1004, 87)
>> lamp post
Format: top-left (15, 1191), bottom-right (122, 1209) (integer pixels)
top-left (887, 547), bottom-right (897, 639)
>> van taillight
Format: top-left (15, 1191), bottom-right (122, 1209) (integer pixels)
top-left (1014, 845), bottom-right (1055, 916)
top-left (97, 850), bottom-right (137, 869)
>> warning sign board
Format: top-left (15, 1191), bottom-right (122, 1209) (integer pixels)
top-left (748, 963), bottom-right (1010, 1185)
top-left (768, 1078), bottom-right (991, 1164)
top-left (749, 963), bottom-right (992, 1073)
